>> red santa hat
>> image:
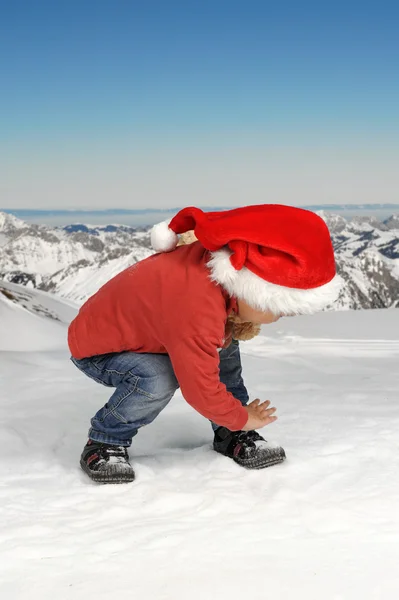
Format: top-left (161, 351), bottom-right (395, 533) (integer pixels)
top-left (151, 204), bottom-right (342, 315)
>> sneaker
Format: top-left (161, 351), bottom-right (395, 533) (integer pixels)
top-left (80, 440), bottom-right (135, 483)
top-left (213, 427), bottom-right (286, 469)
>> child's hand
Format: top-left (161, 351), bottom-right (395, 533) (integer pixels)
top-left (242, 399), bottom-right (277, 431)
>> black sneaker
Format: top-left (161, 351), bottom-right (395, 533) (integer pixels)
top-left (80, 440), bottom-right (135, 484)
top-left (213, 427), bottom-right (286, 469)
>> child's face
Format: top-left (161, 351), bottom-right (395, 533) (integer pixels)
top-left (236, 299), bottom-right (286, 324)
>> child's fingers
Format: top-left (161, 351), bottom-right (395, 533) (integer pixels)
top-left (257, 404), bottom-right (276, 415)
top-left (249, 399), bottom-right (272, 410)
top-left (265, 415), bottom-right (278, 423)
top-left (262, 413), bottom-right (278, 422)
top-left (246, 400), bottom-right (278, 429)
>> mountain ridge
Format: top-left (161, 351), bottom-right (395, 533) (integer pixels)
top-left (1, 210), bottom-right (399, 310)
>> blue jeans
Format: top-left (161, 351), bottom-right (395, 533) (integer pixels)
top-left (71, 340), bottom-right (249, 446)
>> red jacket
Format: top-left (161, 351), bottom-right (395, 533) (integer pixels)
top-left (68, 242), bottom-right (248, 430)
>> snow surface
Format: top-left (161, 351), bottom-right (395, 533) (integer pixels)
top-left (1, 287), bottom-right (399, 599)
top-left (0, 280), bottom-right (77, 351)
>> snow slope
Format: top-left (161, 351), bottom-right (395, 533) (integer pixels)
top-left (1, 296), bottom-right (399, 599)
top-left (44, 248), bottom-right (151, 303)
top-left (0, 280), bottom-right (77, 350)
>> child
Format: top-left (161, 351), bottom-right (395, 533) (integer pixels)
top-left (69, 204), bottom-right (340, 483)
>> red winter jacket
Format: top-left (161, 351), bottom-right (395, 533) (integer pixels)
top-left (68, 242), bottom-right (248, 430)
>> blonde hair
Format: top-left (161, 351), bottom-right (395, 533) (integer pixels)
top-left (176, 230), bottom-right (199, 246)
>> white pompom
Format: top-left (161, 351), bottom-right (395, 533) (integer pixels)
top-left (150, 220), bottom-right (178, 252)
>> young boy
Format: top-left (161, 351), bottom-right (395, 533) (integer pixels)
top-left (69, 204), bottom-right (340, 483)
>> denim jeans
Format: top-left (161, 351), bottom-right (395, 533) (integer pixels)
top-left (71, 340), bottom-right (249, 446)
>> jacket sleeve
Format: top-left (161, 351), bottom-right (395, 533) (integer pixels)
top-left (165, 334), bottom-right (249, 431)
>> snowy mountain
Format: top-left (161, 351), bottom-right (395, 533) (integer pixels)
top-left (0, 214), bottom-right (153, 302)
top-left (384, 214), bottom-right (399, 230)
top-left (318, 212), bottom-right (399, 310)
top-left (1, 210), bottom-right (399, 309)
top-left (0, 279), bottom-right (77, 350)
top-left (1, 294), bottom-right (399, 598)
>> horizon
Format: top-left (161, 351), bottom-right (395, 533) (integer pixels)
top-left (2, 203), bottom-right (399, 227)
top-left (1, 1), bottom-right (398, 209)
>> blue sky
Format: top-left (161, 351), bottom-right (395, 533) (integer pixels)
top-left (1, 0), bottom-right (398, 209)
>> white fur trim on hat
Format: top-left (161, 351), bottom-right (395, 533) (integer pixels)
top-left (150, 220), bottom-right (178, 252)
top-left (207, 248), bottom-right (343, 315)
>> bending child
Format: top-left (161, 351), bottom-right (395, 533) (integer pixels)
top-left (68, 204), bottom-right (340, 483)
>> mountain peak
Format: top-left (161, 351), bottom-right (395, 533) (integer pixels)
top-left (383, 215), bottom-right (399, 230)
top-left (316, 210), bottom-right (348, 233)
top-left (0, 211), bottom-right (27, 232)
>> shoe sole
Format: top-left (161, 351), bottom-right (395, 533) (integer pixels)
top-left (215, 447), bottom-right (286, 470)
top-left (80, 458), bottom-right (135, 484)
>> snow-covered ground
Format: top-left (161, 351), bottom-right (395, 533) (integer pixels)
top-left (1, 284), bottom-right (399, 599)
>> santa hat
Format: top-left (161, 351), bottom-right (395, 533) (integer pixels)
top-left (151, 205), bottom-right (342, 315)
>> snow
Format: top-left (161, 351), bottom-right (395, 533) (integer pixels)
top-left (0, 211), bottom-right (27, 231)
top-left (0, 233), bottom-right (98, 276)
top-left (0, 280), bottom-right (77, 337)
top-left (1, 286), bottom-right (399, 599)
top-left (49, 247), bottom-right (152, 303)
top-left (0, 294), bottom-right (67, 351)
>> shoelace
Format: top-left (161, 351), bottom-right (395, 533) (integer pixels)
top-left (232, 430), bottom-right (266, 457)
top-left (97, 445), bottom-right (128, 462)
top-left (237, 430), bottom-right (263, 446)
